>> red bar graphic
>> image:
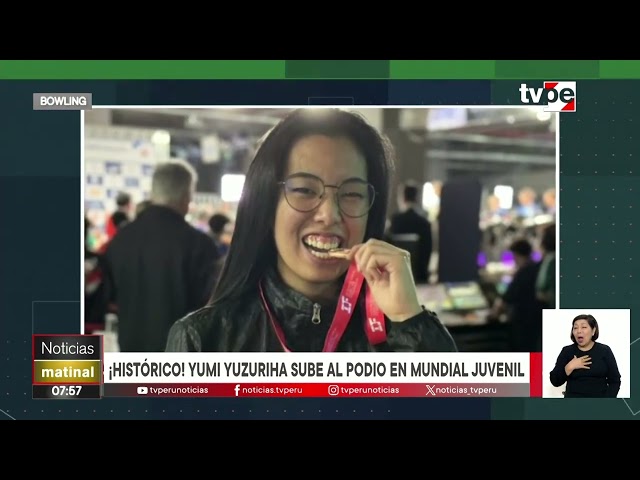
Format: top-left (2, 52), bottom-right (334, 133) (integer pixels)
top-left (529, 352), bottom-right (543, 397)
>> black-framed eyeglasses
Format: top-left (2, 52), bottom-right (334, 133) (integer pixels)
top-left (278, 173), bottom-right (376, 218)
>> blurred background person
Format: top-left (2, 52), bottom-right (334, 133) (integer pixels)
top-left (208, 212), bottom-right (232, 258)
top-left (98, 191), bottom-right (133, 255)
top-left (536, 223), bottom-right (556, 308)
top-left (102, 160), bottom-right (219, 352)
top-left (105, 191), bottom-right (132, 240)
top-left (207, 212), bottom-right (233, 290)
top-left (515, 187), bottom-right (542, 218)
top-left (387, 181), bottom-right (433, 283)
top-left (489, 238), bottom-right (545, 352)
top-left (84, 216), bottom-right (107, 333)
top-left (480, 194), bottom-right (509, 228)
top-left (542, 188), bottom-right (556, 216)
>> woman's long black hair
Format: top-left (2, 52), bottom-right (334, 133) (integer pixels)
top-left (210, 108), bottom-right (395, 306)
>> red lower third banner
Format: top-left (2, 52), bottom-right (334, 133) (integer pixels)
top-left (104, 383), bottom-right (531, 398)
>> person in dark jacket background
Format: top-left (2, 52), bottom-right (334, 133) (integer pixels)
top-left (166, 108), bottom-right (457, 353)
top-left (388, 181), bottom-right (433, 283)
top-left (489, 238), bottom-right (545, 352)
top-left (103, 160), bottom-right (219, 352)
top-left (105, 191), bottom-right (132, 240)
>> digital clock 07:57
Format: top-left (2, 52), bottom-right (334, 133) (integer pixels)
top-left (32, 384), bottom-right (101, 399)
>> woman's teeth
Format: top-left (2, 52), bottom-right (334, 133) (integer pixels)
top-left (303, 236), bottom-right (342, 258)
top-left (309, 249), bottom-right (331, 259)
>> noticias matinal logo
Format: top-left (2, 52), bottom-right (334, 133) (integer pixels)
top-left (519, 81), bottom-right (576, 112)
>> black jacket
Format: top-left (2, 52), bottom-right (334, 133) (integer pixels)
top-left (104, 205), bottom-right (219, 352)
top-left (165, 267), bottom-right (458, 352)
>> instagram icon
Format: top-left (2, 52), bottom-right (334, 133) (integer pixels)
top-left (328, 385), bottom-right (339, 396)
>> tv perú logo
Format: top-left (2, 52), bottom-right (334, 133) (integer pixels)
top-left (519, 81), bottom-right (576, 112)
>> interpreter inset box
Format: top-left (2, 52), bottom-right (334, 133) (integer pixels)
top-left (542, 309), bottom-right (631, 399)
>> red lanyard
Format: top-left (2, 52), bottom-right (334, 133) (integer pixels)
top-left (258, 263), bottom-right (387, 352)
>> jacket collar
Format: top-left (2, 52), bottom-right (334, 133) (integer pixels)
top-left (261, 267), bottom-right (342, 350)
top-left (140, 204), bottom-right (187, 223)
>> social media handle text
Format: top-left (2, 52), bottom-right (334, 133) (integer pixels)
top-left (235, 385), bottom-right (303, 396)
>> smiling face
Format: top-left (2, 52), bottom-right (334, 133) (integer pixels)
top-left (572, 319), bottom-right (596, 348)
top-left (274, 134), bottom-right (369, 298)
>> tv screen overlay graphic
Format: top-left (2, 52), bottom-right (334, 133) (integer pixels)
top-left (32, 335), bottom-right (103, 399)
top-left (31, 335), bottom-right (544, 399)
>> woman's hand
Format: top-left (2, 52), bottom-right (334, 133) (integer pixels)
top-left (347, 239), bottom-right (422, 322)
top-left (565, 355), bottom-right (591, 376)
